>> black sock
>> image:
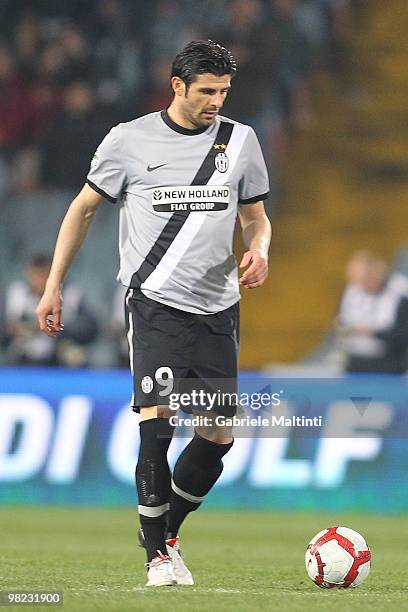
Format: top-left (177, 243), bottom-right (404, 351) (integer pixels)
top-left (136, 418), bottom-right (174, 561)
top-left (167, 433), bottom-right (233, 538)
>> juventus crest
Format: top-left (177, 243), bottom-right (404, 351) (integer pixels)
top-left (215, 152), bottom-right (229, 173)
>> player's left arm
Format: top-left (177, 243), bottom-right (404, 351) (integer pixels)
top-left (238, 201), bottom-right (271, 289)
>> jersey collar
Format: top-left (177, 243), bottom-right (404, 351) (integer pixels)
top-left (160, 109), bottom-right (211, 135)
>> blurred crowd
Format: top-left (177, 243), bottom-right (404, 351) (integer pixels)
top-left (311, 250), bottom-right (408, 374)
top-left (0, 0), bottom-right (359, 196)
top-left (335, 251), bottom-right (408, 374)
top-left (0, 0), bottom-right (362, 367)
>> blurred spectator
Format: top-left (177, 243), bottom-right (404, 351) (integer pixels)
top-left (179, 0), bottom-right (229, 36)
top-left (14, 13), bottom-right (41, 82)
top-left (107, 283), bottom-right (129, 368)
top-left (1, 254), bottom-right (99, 367)
top-left (295, 0), bottom-right (326, 51)
top-left (59, 23), bottom-right (92, 82)
top-left (324, 0), bottom-right (354, 75)
top-left (266, 0), bottom-right (314, 125)
top-left (336, 251), bottom-right (408, 374)
top-left (146, 57), bottom-right (173, 113)
top-left (218, 0), bottom-right (272, 123)
top-left (216, 0), bottom-right (279, 199)
top-left (0, 0), bottom-right (354, 192)
top-left (151, 1), bottom-right (190, 59)
top-left (0, 45), bottom-right (34, 151)
top-left (41, 81), bottom-right (109, 190)
top-left (393, 244), bottom-right (408, 279)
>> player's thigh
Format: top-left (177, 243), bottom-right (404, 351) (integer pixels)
top-left (140, 405), bottom-right (174, 420)
top-left (192, 302), bottom-right (239, 418)
top-left (125, 289), bottom-right (192, 413)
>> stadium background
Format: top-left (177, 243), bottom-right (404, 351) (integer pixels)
top-left (1, 1), bottom-right (408, 609)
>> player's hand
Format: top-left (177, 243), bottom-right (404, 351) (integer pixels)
top-left (36, 289), bottom-right (64, 338)
top-left (239, 249), bottom-right (268, 289)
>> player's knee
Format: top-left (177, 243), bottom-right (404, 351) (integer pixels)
top-left (205, 431), bottom-right (233, 445)
top-left (195, 412), bottom-right (233, 444)
top-left (194, 425), bottom-right (233, 445)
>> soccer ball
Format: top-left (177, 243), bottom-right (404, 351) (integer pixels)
top-left (305, 526), bottom-right (371, 588)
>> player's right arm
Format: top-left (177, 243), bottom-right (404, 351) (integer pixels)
top-left (36, 183), bottom-right (103, 337)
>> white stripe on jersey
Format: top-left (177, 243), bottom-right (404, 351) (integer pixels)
top-left (142, 124), bottom-right (250, 293)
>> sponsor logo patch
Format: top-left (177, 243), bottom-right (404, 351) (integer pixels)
top-left (151, 185), bottom-right (230, 212)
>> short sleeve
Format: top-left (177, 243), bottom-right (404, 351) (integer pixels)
top-left (238, 127), bottom-right (270, 204)
top-left (86, 125), bottom-right (127, 203)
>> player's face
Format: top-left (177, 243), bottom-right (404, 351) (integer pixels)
top-left (175, 73), bottom-right (231, 129)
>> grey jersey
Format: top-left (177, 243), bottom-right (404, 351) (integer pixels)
top-left (87, 110), bottom-right (269, 314)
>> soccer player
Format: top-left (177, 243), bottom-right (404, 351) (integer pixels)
top-left (36, 40), bottom-right (271, 587)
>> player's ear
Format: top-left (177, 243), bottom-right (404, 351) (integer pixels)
top-left (171, 76), bottom-right (186, 97)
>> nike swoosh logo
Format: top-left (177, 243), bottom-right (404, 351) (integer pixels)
top-left (147, 163), bottom-right (168, 172)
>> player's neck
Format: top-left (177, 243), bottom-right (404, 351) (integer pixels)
top-left (166, 103), bottom-right (200, 131)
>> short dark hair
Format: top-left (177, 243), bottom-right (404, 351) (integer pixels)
top-left (171, 40), bottom-right (237, 89)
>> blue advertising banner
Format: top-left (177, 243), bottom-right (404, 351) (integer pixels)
top-left (0, 367), bottom-right (407, 512)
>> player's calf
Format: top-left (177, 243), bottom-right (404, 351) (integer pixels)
top-left (136, 418), bottom-right (173, 562)
top-left (167, 431), bottom-right (234, 537)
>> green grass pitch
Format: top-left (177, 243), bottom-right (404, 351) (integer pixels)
top-left (1, 507), bottom-right (407, 611)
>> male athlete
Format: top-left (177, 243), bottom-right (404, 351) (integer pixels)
top-left (36, 40), bottom-right (271, 587)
